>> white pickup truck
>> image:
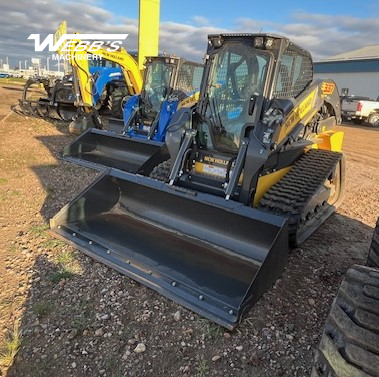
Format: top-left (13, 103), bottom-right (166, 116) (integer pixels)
top-left (341, 96), bottom-right (379, 126)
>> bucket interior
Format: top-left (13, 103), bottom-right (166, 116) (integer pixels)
top-left (52, 172), bottom-right (287, 326)
top-left (62, 130), bottom-right (168, 173)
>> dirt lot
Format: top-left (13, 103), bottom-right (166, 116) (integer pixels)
top-left (0, 84), bottom-right (378, 377)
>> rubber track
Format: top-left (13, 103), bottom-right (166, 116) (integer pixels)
top-left (258, 148), bottom-right (342, 246)
top-left (367, 218), bottom-right (379, 268)
top-left (149, 160), bottom-right (171, 182)
top-left (311, 265), bottom-right (379, 377)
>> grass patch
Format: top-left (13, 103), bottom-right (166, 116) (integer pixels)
top-left (0, 190), bottom-right (20, 201)
top-left (197, 318), bottom-right (224, 339)
top-left (0, 325), bottom-right (22, 367)
top-left (0, 178), bottom-right (8, 185)
top-left (49, 250), bottom-right (80, 283)
top-left (44, 185), bottom-right (55, 197)
top-left (48, 270), bottom-right (74, 283)
top-left (42, 238), bottom-right (66, 249)
top-left (7, 244), bottom-right (21, 254)
top-left (0, 77), bottom-right (27, 84)
top-left (0, 297), bottom-right (14, 311)
top-left (196, 356), bottom-right (209, 377)
top-left (42, 163), bottom-right (59, 169)
top-left (29, 223), bottom-right (49, 238)
top-left (71, 312), bottom-right (90, 332)
top-left (71, 300), bottom-right (96, 332)
top-left (55, 250), bottom-right (76, 266)
top-left (105, 356), bottom-right (123, 377)
top-left (119, 325), bottom-right (133, 340)
top-left (32, 301), bottom-right (53, 318)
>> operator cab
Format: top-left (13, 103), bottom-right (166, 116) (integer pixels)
top-left (197, 39), bottom-right (269, 153)
top-left (124, 57), bottom-right (203, 140)
top-left (167, 34), bottom-right (313, 199)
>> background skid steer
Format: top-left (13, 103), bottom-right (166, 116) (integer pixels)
top-left (61, 56), bottom-right (203, 173)
top-left (51, 33), bottom-right (345, 328)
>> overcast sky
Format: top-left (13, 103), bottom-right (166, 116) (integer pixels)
top-left (1, 0), bottom-right (379, 70)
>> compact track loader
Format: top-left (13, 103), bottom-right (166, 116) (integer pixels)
top-left (61, 56), bottom-right (203, 172)
top-left (51, 34), bottom-right (345, 329)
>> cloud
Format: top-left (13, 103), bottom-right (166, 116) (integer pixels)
top-left (0, 0), bottom-right (378, 69)
top-left (234, 13), bottom-right (379, 60)
top-left (191, 16), bottom-right (210, 26)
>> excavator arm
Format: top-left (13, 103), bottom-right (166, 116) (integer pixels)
top-left (65, 38), bottom-right (143, 109)
top-left (101, 48), bottom-right (142, 95)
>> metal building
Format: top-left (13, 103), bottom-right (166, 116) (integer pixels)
top-left (314, 45), bottom-right (379, 99)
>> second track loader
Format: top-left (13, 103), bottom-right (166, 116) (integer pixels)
top-left (61, 56), bottom-right (203, 172)
top-left (51, 33), bottom-right (345, 329)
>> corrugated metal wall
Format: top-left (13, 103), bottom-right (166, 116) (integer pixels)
top-left (313, 71), bottom-right (379, 99)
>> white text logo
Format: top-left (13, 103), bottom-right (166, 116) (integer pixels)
top-left (28, 34), bottom-right (128, 52)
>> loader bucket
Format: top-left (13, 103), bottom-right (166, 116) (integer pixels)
top-left (51, 170), bottom-right (288, 329)
top-left (61, 128), bottom-right (169, 174)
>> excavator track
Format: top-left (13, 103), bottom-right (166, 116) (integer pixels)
top-left (259, 148), bottom-right (343, 247)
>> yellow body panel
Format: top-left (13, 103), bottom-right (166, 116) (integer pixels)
top-left (138, 0), bottom-right (160, 70)
top-left (278, 88), bottom-right (317, 143)
top-left (194, 160), bottom-right (291, 208)
top-left (312, 131), bottom-right (344, 152)
top-left (253, 167), bottom-right (291, 207)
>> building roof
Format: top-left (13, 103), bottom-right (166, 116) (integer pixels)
top-left (323, 45), bottom-right (379, 61)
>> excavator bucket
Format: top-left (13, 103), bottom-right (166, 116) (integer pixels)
top-left (50, 170), bottom-right (288, 329)
top-left (61, 128), bottom-right (169, 173)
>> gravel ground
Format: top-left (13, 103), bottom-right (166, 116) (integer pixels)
top-left (0, 85), bottom-right (378, 377)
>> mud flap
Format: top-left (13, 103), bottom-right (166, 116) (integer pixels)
top-left (61, 128), bottom-right (169, 175)
top-left (51, 170), bottom-right (288, 328)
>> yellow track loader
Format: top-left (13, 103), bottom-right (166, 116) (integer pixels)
top-left (51, 33), bottom-right (345, 329)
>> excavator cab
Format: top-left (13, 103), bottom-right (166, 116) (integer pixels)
top-left (51, 34), bottom-right (345, 328)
